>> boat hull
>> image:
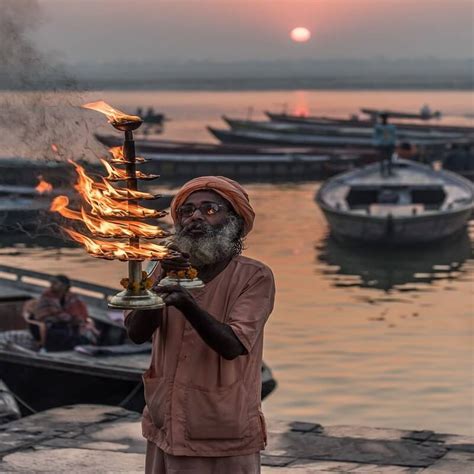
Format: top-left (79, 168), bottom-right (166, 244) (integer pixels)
top-left (320, 203), bottom-right (472, 245)
top-left (0, 351), bottom-right (276, 416)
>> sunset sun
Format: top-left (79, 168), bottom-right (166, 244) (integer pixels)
top-left (290, 27), bottom-right (311, 43)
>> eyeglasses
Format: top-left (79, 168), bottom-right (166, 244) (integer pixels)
top-left (177, 202), bottom-right (226, 218)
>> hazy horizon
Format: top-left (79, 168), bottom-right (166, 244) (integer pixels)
top-left (35, 0), bottom-right (473, 64)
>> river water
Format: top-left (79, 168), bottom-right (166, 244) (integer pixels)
top-left (0, 89), bottom-right (472, 435)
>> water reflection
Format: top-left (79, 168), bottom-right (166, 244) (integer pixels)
top-left (316, 230), bottom-right (472, 292)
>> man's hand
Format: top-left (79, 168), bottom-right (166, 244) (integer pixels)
top-left (155, 284), bottom-right (195, 312)
top-left (160, 241), bottom-right (191, 274)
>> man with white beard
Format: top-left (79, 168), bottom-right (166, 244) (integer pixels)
top-left (125, 176), bottom-right (275, 474)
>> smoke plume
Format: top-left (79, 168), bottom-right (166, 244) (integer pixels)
top-left (0, 0), bottom-right (103, 162)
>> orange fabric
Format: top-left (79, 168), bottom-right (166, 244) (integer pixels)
top-left (138, 256), bottom-right (275, 457)
top-left (145, 441), bottom-right (261, 473)
top-left (170, 176), bottom-right (255, 236)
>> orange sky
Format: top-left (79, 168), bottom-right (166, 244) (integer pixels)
top-left (36, 0), bottom-right (472, 62)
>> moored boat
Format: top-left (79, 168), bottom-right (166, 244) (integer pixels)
top-left (266, 111), bottom-right (474, 135)
top-left (0, 265), bottom-right (277, 415)
top-left (315, 158), bottom-right (474, 245)
top-left (95, 135), bottom-right (380, 181)
top-left (208, 126), bottom-right (461, 148)
top-left (223, 116), bottom-right (465, 141)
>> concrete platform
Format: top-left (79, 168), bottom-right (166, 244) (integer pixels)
top-left (0, 405), bottom-right (472, 473)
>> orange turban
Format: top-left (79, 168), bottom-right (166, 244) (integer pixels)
top-left (170, 176), bottom-right (255, 236)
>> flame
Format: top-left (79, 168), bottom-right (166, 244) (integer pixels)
top-left (100, 159), bottom-right (156, 181)
top-left (64, 228), bottom-right (169, 261)
top-left (82, 101), bottom-right (141, 125)
top-left (98, 178), bottom-right (157, 201)
top-left (70, 160), bottom-right (164, 218)
top-left (35, 176), bottom-right (53, 195)
top-left (51, 144), bottom-right (59, 154)
top-left (108, 146), bottom-right (145, 164)
top-left (51, 195), bottom-right (167, 239)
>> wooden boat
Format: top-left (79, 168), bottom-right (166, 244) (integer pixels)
top-left (96, 134), bottom-right (377, 159)
top-left (223, 116), bottom-right (465, 141)
top-left (0, 265), bottom-right (277, 415)
top-left (360, 107), bottom-right (441, 121)
top-left (95, 135), bottom-right (380, 182)
top-left (208, 126), bottom-right (459, 148)
top-left (266, 111), bottom-right (474, 135)
top-left (315, 158), bottom-right (474, 245)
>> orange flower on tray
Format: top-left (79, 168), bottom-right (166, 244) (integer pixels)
top-left (167, 267), bottom-right (198, 280)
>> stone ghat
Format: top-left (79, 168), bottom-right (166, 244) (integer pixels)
top-left (0, 405), bottom-right (472, 473)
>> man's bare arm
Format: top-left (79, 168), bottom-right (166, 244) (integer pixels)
top-left (124, 309), bottom-right (162, 344)
top-left (183, 299), bottom-right (246, 360)
top-left (157, 286), bottom-right (246, 360)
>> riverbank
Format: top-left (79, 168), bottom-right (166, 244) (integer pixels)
top-left (0, 404), bottom-right (472, 472)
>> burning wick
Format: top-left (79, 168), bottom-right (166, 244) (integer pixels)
top-left (35, 175), bottom-right (53, 195)
top-left (82, 101), bottom-right (142, 128)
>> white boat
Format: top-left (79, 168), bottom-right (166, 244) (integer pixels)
top-left (315, 158), bottom-right (474, 245)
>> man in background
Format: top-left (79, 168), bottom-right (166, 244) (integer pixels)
top-left (25, 274), bottom-right (97, 351)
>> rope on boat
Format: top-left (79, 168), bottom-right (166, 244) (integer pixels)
top-left (7, 388), bottom-right (37, 415)
top-left (118, 381), bottom-right (143, 408)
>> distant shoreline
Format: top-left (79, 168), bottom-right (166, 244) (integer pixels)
top-left (1, 80), bottom-right (472, 92)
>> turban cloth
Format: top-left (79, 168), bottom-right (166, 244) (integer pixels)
top-left (170, 176), bottom-right (255, 236)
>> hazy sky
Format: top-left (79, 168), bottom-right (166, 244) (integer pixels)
top-left (33, 0), bottom-right (473, 63)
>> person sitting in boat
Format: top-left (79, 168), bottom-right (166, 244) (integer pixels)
top-left (25, 275), bottom-right (98, 351)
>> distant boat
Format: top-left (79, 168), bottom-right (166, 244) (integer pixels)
top-left (95, 134), bottom-right (380, 181)
top-left (315, 158), bottom-right (474, 245)
top-left (222, 116), bottom-right (465, 141)
top-left (208, 126), bottom-right (460, 148)
top-left (360, 106), bottom-right (442, 121)
top-left (266, 111), bottom-right (474, 135)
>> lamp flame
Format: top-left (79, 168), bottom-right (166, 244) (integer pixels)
top-left (108, 146), bottom-right (145, 164)
top-left (64, 228), bottom-right (169, 261)
top-left (100, 159), bottom-right (156, 181)
top-left (82, 101), bottom-right (141, 125)
top-left (70, 160), bottom-right (164, 218)
top-left (35, 176), bottom-right (53, 195)
top-left (51, 195), bottom-right (167, 239)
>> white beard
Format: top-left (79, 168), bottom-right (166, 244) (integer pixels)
top-left (174, 215), bottom-right (241, 267)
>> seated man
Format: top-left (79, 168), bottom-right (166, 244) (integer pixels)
top-left (31, 275), bottom-right (97, 351)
